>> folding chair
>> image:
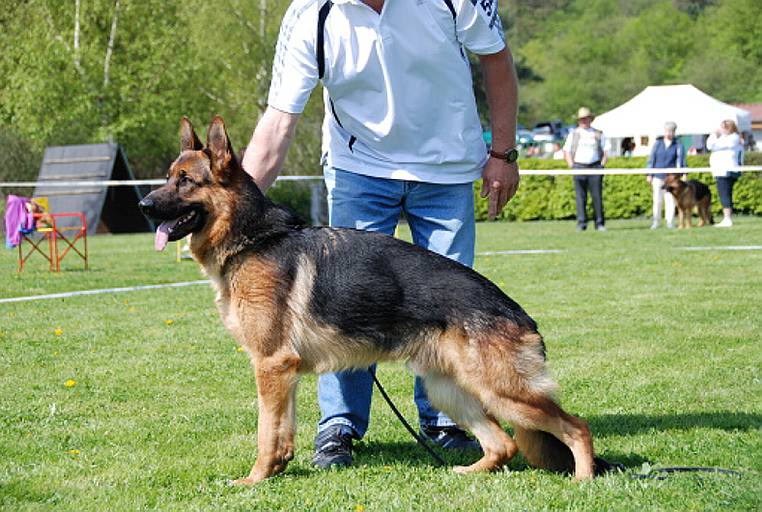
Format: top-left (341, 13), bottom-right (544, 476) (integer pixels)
top-left (17, 198), bottom-right (88, 272)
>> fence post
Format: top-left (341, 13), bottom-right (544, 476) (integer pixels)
top-left (309, 181), bottom-right (328, 226)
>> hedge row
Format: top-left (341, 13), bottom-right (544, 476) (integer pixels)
top-left (474, 154), bottom-right (762, 221)
top-left (7, 154), bottom-right (756, 232)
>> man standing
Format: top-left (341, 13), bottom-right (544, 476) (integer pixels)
top-left (647, 121), bottom-right (685, 229)
top-left (563, 107), bottom-right (607, 231)
top-left (241, 0), bottom-right (519, 469)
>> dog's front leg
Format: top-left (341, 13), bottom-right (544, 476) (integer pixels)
top-left (232, 351), bottom-right (300, 485)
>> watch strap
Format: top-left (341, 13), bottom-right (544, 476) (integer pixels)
top-left (489, 148), bottom-right (519, 163)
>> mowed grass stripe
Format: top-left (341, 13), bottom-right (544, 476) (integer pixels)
top-left (0, 280), bottom-right (210, 304)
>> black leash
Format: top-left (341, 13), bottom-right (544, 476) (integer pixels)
top-left (372, 376), bottom-right (744, 480)
top-left (630, 466), bottom-right (743, 480)
top-left (372, 373), bottom-right (447, 466)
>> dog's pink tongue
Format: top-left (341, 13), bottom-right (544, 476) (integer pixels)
top-left (154, 220), bottom-right (177, 251)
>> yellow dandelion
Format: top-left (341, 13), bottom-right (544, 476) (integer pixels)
top-left (64, 379), bottom-right (76, 388)
top-left (165, 319), bottom-right (174, 326)
top-left (236, 346), bottom-right (245, 353)
top-left (128, 307), bottom-right (136, 313)
top-left (355, 506), bottom-right (365, 512)
top-left (67, 449), bottom-right (80, 455)
top-left (54, 328), bottom-right (63, 336)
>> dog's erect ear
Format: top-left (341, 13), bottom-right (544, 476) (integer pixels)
top-left (180, 117), bottom-right (203, 152)
top-left (206, 115), bottom-right (233, 173)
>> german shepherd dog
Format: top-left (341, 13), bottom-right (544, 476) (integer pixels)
top-left (662, 174), bottom-right (713, 228)
top-left (139, 116), bottom-right (601, 485)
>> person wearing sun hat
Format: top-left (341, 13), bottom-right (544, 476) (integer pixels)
top-left (563, 107), bottom-right (608, 231)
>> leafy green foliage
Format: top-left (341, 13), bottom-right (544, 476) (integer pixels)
top-left (0, 0), bottom-right (321, 182)
top-left (514, 0), bottom-right (762, 125)
top-left (0, 0), bottom-right (759, 187)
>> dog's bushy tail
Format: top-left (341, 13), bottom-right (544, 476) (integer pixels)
top-left (513, 426), bottom-right (575, 473)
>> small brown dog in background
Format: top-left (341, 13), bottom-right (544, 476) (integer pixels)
top-left (662, 174), bottom-right (713, 228)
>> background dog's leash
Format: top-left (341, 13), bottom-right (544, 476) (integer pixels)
top-left (372, 375), bottom-right (744, 480)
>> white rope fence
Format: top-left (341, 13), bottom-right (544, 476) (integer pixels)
top-left (1, 166), bottom-right (760, 188)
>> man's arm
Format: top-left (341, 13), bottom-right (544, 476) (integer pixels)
top-left (479, 47), bottom-right (519, 221)
top-left (564, 150), bottom-right (574, 169)
top-left (563, 132), bottom-right (574, 168)
top-left (241, 106), bottom-right (301, 191)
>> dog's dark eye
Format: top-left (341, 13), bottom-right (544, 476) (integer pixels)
top-left (179, 174), bottom-right (193, 186)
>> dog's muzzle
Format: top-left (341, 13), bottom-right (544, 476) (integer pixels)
top-left (138, 197), bottom-right (156, 217)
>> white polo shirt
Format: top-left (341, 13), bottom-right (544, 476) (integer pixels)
top-left (268, 0), bottom-right (506, 184)
top-left (562, 127), bottom-right (609, 165)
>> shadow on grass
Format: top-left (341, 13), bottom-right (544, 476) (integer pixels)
top-left (352, 441), bottom-right (650, 474)
top-left (355, 440), bottom-right (485, 469)
top-left (604, 222), bottom-right (652, 231)
top-left (588, 411), bottom-right (762, 437)
top-left (346, 411), bottom-right (759, 471)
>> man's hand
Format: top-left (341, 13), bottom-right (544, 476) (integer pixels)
top-left (480, 158), bottom-right (519, 220)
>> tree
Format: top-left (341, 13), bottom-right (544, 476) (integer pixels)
top-left (683, 0), bottom-right (762, 103)
top-left (0, 0), bottom-right (203, 177)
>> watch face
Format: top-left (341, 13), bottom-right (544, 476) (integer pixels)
top-left (506, 148), bottom-right (519, 163)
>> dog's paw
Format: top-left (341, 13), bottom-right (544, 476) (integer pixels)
top-left (228, 476), bottom-right (261, 486)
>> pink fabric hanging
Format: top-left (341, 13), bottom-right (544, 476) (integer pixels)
top-left (4, 195), bottom-right (34, 248)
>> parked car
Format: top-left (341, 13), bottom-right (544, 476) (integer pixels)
top-left (516, 125), bottom-right (533, 145)
top-left (531, 121), bottom-right (567, 143)
top-left (482, 126), bottom-right (534, 148)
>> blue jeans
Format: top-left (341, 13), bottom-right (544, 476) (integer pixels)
top-left (317, 167), bottom-right (476, 438)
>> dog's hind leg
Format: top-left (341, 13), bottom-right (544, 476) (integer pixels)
top-left (422, 372), bottom-right (518, 474)
top-left (232, 351), bottom-right (301, 485)
top-left (483, 393), bottom-right (594, 480)
top-left (448, 329), bottom-right (594, 480)
top-left (698, 197), bottom-right (711, 226)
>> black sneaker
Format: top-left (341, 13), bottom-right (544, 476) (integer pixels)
top-left (313, 425), bottom-right (355, 469)
top-left (419, 425), bottom-right (482, 451)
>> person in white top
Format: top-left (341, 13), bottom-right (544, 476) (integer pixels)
top-left (563, 107), bottom-right (608, 231)
top-left (241, 0), bottom-right (520, 468)
top-left (706, 119), bottom-right (744, 227)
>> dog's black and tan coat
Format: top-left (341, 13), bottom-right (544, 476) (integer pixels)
top-left (663, 174), bottom-right (713, 228)
top-left (139, 117), bottom-right (599, 484)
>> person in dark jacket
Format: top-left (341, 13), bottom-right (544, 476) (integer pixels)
top-left (647, 121), bottom-right (686, 229)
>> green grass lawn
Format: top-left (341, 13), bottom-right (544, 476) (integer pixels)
top-left (1, 218), bottom-right (761, 511)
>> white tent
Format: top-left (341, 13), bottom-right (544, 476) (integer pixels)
top-left (592, 84), bottom-right (752, 138)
